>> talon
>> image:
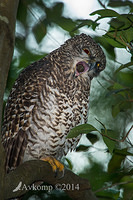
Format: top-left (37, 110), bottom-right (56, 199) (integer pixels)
top-left (41, 157), bottom-right (64, 178)
top-left (58, 167), bottom-right (65, 179)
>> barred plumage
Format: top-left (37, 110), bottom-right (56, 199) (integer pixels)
top-left (2, 33), bottom-right (106, 172)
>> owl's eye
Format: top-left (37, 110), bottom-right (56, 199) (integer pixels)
top-left (76, 63), bottom-right (85, 73)
top-left (83, 48), bottom-right (90, 55)
top-left (96, 62), bottom-right (102, 69)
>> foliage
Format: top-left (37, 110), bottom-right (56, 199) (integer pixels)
top-left (67, 1), bottom-right (133, 199)
top-left (4, 0), bottom-right (133, 199)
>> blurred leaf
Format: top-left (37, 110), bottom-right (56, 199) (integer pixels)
top-left (95, 119), bottom-right (117, 153)
top-left (108, 148), bottom-right (130, 173)
top-left (95, 118), bottom-right (107, 131)
top-left (108, 82), bottom-right (124, 91)
top-left (94, 36), bottom-right (115, 59)
top-left (104, 14), bottom-right (133, 48)
top-left (112, 100), bottom-right (132, 118)
top-left (101, 129), bottom-right (116, 154)
top-left (111, 14), bottom-right (133, 30)
top-left (107, 82), bottom-right (130, 100)
top-left (96, 190), bottom-right (120, 200)
top-left (52, 2), bottom-right (64, 17)
top-left (32, 21), bottom-right (47, 43)
top-left (80, 162), bottom-right (110, 191)
top-left (114, 148), bottom-right (133, 156)
top-left (119, 101), bottom-right (132, 111)
top-left (122, 176), bottom-right (133, 200)
top-left (125, 27), bottom-right (133, 44)
top-left (112, 103), bottom-right (120, 118)
top-left (108, 0), bottom-right (133, 9)
top-left (67, 124), bottom-right (98, 138)
top-left (64, 158), bottom-right (73, 170)
top-left (44, 2), bottom-right (64, 21)
top-left (104, 33), bottom-right (125, 48)
top-left (90, 9), bottom-right (119, 18)
top-left (44, 2), bottom-right (77, 35)
top-left (115, 61), bottom-right (133, 73)
top-left (15, 36), bottom-right (26, 53)
top-left (117, 71), bottom-right (133, 87)
top-left (18, 49), bottom-right (45, 69)
top-left (73, 19), bottom-right (99, 31)
top-left (56, 17), bottom-right (78, 35)
top-left (76, 145), bottom-right (91, 152)
top-left (17, 0), bottom-right (28, 24)
top-left (109, 18), bottom-right (125, 29)
top-left (86, 133), bottom-right (99, 144)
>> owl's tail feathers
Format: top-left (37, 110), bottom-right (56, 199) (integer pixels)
top-left (41, 157), bottom-right (64, 178)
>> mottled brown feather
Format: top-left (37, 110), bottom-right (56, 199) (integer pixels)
top-left (2, 33), bottom-right (106, 172)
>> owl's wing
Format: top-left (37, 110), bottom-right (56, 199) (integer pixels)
top-left (2, 129), bottom-right (28, 172)
top-left (2, 61), bottom-right (48, 172)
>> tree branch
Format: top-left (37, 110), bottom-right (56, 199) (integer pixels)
top-left (0, 0), bottom-right (19, 128)
top-left (4, 160), bottom-right (97, 200)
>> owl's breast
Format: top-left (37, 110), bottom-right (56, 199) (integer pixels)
top-left (24, 84), bottom-right (90, 161)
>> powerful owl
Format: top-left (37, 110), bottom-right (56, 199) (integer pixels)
top-left (2, 33), bottom-right (106, 173)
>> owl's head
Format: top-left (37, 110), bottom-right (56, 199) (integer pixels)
top-left (59, 33), bottom-right (106, 80)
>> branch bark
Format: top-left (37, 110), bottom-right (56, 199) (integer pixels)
top-left (0, 1), bottom-right (19, 199)
top-left (4, 160), bottom-right (97, 200)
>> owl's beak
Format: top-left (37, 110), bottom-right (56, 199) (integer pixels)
top-left (88, 62), bottom-right (100, 80)
top-left (88, 61), bottom-right (101, 77)
top-left (89, 62), bottom-right (97, 71)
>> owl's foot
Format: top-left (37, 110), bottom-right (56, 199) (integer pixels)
top-left (41, 157), bottom-right (64, 178)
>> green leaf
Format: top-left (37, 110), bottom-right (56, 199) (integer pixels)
top-left (67, 124), bottom-right (98, 138)
top-left (72, 19), bottom-right (99, 32)
top-left (55, 17), bottom-right (77, 34)
top-left (108, 148), bottom-right (128, 173)
top-left (95, 118), bottom-right (107, 132)
top-left (117, 71), bottom-right (133, 87)
top-left (90, 9), bottom-right (119, 18)
top-left (108, 1), bottom-right (133, 9)
top-left (109, 18), bottom-right (125, 29)
top-left (104, 34), bottom-right (125, 48)
top-left (112, 103), bottom-right (120, 118)
top-left (101, 129), bottom-right (116, 154)
top-left (80, 162), bottom-right (110, 191)
top-left (107, 82), bottom-right (130, 99)
top-left (124, 27), bottom-right (133, 44)
top-left (111, 82), bottom-right (124, 90)
top-left (112, 14), bottom-right (133, 30)
top-left (32, 21), bottom-right (47, 43)
top-left (112, 100), bottom-right (132, 118)
top-left (17, 0), bottom-right (28, 24)
top-left (76, 145), bottom-right (91, 152)
top-left (114, 148), bottom-right (133, 156)
top-left (86, 133), bottom-right (99, 144)
top-left (94, 36), bottom-right (115, 59)
top-left (52, 2), bottom-right (64, 17)
top-left (64, 158), bottom-right (73, 170)
top-left (18, 49), bottom-right (45, 69)
top-left (115, 61), bottom-right (133, 73)
top-left (103, 14), bottom-right (133, 48)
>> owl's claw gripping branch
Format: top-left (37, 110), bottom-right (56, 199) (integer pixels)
top-left (41, 157), bottom-right (65, 178)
